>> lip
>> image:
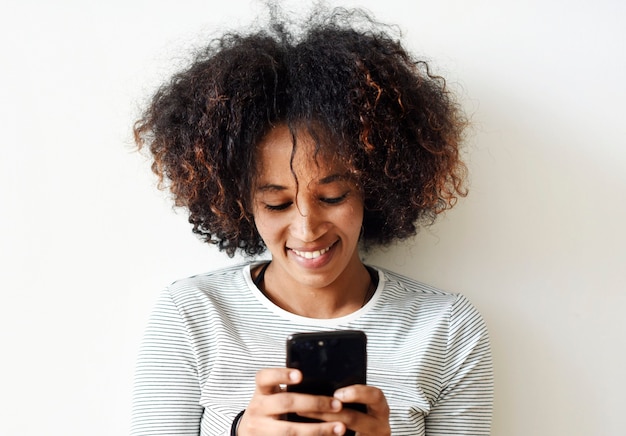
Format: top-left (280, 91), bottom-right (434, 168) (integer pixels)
top-left (287, 240), bottom-right (338, 267)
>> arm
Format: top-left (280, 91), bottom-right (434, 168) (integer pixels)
top-left (425, 295), bottom-right (494, 436)
top-left (131, 289), bottom-right (203, 435)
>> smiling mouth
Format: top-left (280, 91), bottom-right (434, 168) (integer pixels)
top-left (290, 242), bottom-right (335, 259)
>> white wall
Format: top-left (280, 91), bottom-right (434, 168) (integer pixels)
top-left (1, 1), bottom-right (624, 435)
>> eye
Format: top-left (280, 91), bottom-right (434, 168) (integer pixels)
top-left (320, 192), bottom-right (349, 205)
top-left (264, 202), bottom-right (292, 211)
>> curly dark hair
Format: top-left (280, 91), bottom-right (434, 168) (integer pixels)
top-left (134, 6), bottom-right (468, 257)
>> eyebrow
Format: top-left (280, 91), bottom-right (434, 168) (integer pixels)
top-left (256, 183), bottom-right (287, 193)
top-left (255, 173), bottom-right (351, 192)
top-left (319, 173), bottom-right (351, 184)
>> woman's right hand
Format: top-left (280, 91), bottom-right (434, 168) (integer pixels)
top-left (236, 368), bottom-right (347, 436)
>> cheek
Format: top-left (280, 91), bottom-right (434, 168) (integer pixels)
top-left (253, 211), bottom-right (282, 243)
top-left (338, 203), bottom-right (364, 236)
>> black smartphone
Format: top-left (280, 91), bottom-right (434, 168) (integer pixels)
top-left (286, 330), bottom-right (367, 435)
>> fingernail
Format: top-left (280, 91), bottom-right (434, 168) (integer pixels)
top-left (331, 399), bottom-right (342, 410)
top-left (333, 424), bottom-right (344, 435)
top-left (289, 370), bottom-right (300, 382)
top-left (334, 390), bottom-right (345, 400)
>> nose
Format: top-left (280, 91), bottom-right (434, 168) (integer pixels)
top-left (291, 199), bottom-right (326, 242)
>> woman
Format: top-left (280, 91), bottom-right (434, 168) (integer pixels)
top-left (131, 7), bottom-right (493, 436)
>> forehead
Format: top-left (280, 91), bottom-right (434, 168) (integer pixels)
top-left (255, 124), bottom-right (345, 179)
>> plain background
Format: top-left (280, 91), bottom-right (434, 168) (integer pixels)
top-left (1, 0), bottom-right (624, 435)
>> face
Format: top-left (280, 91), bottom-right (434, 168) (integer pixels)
top-left (252, 124), bottom-right (364, 291)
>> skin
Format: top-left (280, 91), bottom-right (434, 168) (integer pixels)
top-left (237, 124), bottom-right (391, 435)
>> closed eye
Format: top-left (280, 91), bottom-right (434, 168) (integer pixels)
top-left (264, 202), bottom-right (292, 211)
top-left (320, 192), bottom-right (349, 204)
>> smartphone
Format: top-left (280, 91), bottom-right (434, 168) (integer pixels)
top-left (286, 330), bottom-right (367, 435)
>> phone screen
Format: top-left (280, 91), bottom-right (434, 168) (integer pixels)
top-left (285, 330), bottom-right (367, 434)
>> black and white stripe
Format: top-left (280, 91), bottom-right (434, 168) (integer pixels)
top-left (131, 263), bottom-right (493, 435)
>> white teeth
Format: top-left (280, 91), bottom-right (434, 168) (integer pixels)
top-left (292, 245), bottom-right (331, 259)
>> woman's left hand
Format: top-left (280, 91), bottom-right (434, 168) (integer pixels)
top-left (302, 385), bottom-right (391, 436)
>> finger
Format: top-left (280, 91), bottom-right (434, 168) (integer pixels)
top-left (239, 417), bottom-right (346, 436)
top-left (308, 396), bottom-right (390, 436)
top-left (293, 421), bottom-right (345, 436)
top-left (302, 407), bottom-right (372, 429)
top-left (262, 392), bottom-right (343, 416)
top-left (255, 368), bottom-right (301, 394)
top-left (334, 385), bottom-right (390, 417)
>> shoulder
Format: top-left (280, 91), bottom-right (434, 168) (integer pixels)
top-left (374, 266), bottom-right (485, 324)
top-left (163, 263), bottom-right (254, 307)
top-left (376, 267), bottom-right (458, 305)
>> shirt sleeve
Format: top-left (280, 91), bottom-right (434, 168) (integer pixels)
top-left (425, 294), bottom-right (494, 435)
top-left (131, 288), bottom-right (204, 436)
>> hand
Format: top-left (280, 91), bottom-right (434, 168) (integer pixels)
top-left (302, 385), bottom-right (391, 436)
top-left (237, 368), bottom-right (347, 436)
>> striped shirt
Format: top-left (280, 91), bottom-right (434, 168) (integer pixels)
top-left (131, 263), bottom-right (493, 435)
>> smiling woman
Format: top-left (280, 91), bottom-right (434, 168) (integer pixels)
top-left (252, 124), bottom-right (367, 318)
top-left (131, 5), bottom-right (492, 436)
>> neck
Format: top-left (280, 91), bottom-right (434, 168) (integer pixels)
top-left (255, 258), bottom-right (374, 319)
